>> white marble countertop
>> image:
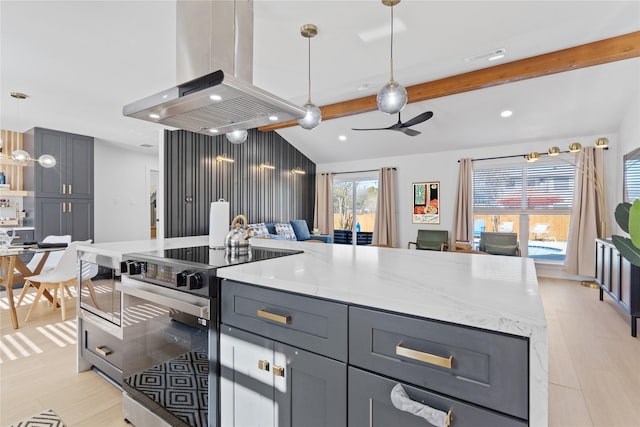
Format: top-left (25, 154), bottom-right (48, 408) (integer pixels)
top-left (77, 235), bottom-right (209, 261)
top-left (79, 236), bottom-right (548, 425)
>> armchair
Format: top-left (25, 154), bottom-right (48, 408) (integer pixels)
top-left (478, 232), bottom-right (521, 256)
top-left (408, 230), bottom-right (449, 251)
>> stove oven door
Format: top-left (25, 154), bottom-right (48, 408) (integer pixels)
top-left (119, 276), bottom-right (213, 427)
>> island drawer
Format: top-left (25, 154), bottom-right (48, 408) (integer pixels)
top-left (348, 367), bottom-right (527, 427)
top-left (349, 307), bottom-right (529, 420)
top-left (221, 280), bottom-right (348, 361)
top-left (81, 319), bottom-right (123, 375)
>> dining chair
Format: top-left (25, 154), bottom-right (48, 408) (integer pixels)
top-left (407, 230), bottom-right (449, 251)
top-left (16, 235), bottom-right (72, 307)
top-left (23, 240), bottom-right (91, 322)
top-left (478, 232), bottom-right (521, 256)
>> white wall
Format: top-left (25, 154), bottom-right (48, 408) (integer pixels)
top-left (93, 140), bottom-right (159, 243)
top-left (317, 133), bottom-right (618, 250)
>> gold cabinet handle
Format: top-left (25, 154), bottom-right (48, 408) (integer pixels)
top-left (68, 202), bottom-right (72, 213)
top-left (68, 184), bottom-right (72, 194)
top-left (272, 365), bottom-right (285, 377)
top-left (396, 344), bottom-right (453, 369)
top-left (258, 359), bottom-right (270, 371)
top-left (62, 184), bottom-right (66, 194)
top-left (95, 345), bottom-right (112, 357)
top-left (257, 309), bottom-right (291, 325)
top-left (62, 202), bottom-right (66, 213)
top-left (446, 410), bottom-right (452, 426)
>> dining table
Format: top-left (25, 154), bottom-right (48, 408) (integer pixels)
top-left (0, 245), bottom-right (66, 329)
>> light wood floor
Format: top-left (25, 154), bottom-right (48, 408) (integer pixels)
top-left (1, 278), bottom-right (639, 426)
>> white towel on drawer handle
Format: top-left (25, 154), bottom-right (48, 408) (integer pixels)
top-left (390, 383), bottom-right (450, 427)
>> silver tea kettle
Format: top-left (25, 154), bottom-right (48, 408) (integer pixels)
top-left (225, 214), bottom-right (251, 256)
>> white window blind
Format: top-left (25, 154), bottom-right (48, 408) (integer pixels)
top-left (473, 162), bottom-right (575, 213)
top-left (624, 152), bottom-right (640, 202)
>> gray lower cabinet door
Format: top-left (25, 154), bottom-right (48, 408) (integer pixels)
top-left (34, 198), bottom-right (92, 241)
top-left (348, 367), bottom-right (527, 427)
top-left (220, 325), bottom-right (347, 427)
top-left (35, 198), bottom-right (65, 240)
top-left (274, 341), bottom-right (346, 427)
top-left (220, 326), bottom-right (275, 427)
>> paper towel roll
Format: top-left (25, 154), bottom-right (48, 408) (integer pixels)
top-left (209, 199), bottom-right (229, 248)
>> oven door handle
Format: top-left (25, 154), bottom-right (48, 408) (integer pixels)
top-left (118, 276), bottom-right (210, 320)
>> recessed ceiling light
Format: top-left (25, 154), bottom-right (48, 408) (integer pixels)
top-left (357, 84), bottom-right (370, 91)
top-left (500, 110), bottom-right (513, 118)
top-left (209, 128), bottom-right (219, 133)
top-left (268, 115), bottom-right (278, 121)
top-left (210, 94), bottom-right (222, 101)
top-left (149, 113), bottom-right (160, 119)
top-left (139, 144), bottom-right (153, 148)
top-left (10, 92), bottom-right (28, 99)
top-left (338, 135), bottom-right (347, 141)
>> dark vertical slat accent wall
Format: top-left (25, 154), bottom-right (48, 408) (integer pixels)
top-left (164, 129), bottom-right (316, 237)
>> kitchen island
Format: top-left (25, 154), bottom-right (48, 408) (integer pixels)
top-left (77, 237), bottom-right (547, 426)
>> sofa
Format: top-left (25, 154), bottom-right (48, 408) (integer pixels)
top-left (248, 219), bottom-right (332, 243)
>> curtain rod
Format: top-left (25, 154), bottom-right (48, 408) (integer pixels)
top-left (459, 147), bottom-right (608, 163)
top-left (320, 167), bottom-right (396, 175)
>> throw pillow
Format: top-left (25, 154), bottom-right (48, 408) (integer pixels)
top-left (289, 220), bottom-right (311, 241)
top-left (275, 223), bottom-right (297, 241)
top-left (247, 222), bottom-right (270, 238)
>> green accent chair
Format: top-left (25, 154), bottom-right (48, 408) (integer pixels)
top-left (478, 232), bottom-right (521, 256)
top-left (407, 230), bottom-right (449, 251)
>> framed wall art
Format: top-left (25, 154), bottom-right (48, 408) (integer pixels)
top-left (412, 181), bottom-right (440, 224)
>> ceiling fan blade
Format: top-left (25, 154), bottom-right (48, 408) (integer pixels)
top-left (397, 128), bottom-right (421, 136)
top-left (401, 111), bottom-right (434, 128)
top-left (352, 127), bottom-right (392, 131)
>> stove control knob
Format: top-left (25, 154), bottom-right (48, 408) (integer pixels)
top-left (127, 261), bottom-right (144, 275)
top-left (187, 272), bottom-right (204, 290)
top-left (176, 270), bottom-right (191, 287)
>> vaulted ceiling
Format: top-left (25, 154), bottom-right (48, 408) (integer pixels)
top-left (1, 1), bottom-right (639, 164)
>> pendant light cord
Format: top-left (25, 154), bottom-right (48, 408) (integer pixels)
top-left (307, 36), bottom-right (312, 104)
top-left (389, 4), bottom-right (395, 82)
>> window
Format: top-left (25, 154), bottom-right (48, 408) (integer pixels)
top-left (473, 159), bottom-right (575, 261)
top-left (624, 147), bottom-right (640, 202)
top-left (333, 173), bottom-right (378, 245)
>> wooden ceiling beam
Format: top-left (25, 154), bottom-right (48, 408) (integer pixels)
top-left (259, 31), bottom-right (640, 132)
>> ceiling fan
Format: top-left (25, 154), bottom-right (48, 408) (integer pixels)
top-left (352, 111), bottom-right (433, 136)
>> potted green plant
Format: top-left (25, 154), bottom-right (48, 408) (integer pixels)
top-left (612, 199), bottom-right (640, 266)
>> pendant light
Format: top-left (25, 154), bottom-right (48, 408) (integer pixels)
top-left (297, 24), bottom-right (322, 130)
top-left (377, 0), bottom-right (407, 115)
top-left (226, 129), bottom-right (248, 144)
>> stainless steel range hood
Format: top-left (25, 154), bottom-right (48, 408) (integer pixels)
top-left (123, 0), bottom-right (304, 136)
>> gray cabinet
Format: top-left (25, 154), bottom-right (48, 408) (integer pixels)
top-left (595, 238), bottom-right (640, 336)
top-left (34, 198), bottom-right (93, 241)
top-left (220, 325), bottom-right (346, 427)
top-left (24, 127), bottom-right (94, 241)
top-left (32, 127), bottom-right (94, 199)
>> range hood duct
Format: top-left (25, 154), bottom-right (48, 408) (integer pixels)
top-left (123, 0), bottom-right (305, 136)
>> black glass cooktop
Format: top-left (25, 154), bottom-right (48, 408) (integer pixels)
top-left (128, 245), bottom-right (302, 270)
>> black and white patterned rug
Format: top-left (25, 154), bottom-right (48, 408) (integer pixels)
top-left (125, 350), bottom-right (208, 427)
top-left (9, 409), bottom-right (66, 427)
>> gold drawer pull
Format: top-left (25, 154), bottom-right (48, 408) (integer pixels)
top-left (257, 309), bottom-right (291, 324)
top-left (95, 345), bottom-right (112, 357)
top-left (396, 344), bottom-right (453, 369)
top-left (446, 409), bottom-right (452, 426)
top-left (272, 365), bottom-right (285, 377)
top-left (258, 360), bottom-right (270, 371)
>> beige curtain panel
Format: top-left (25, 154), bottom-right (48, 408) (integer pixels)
top-left (372, 167), bottom-right (398, 248)
top-left (450, 158), bottom-right (474, 250)
top-left (564, 147), bottom-right (607, 276)
top-left (314, 173), bottom-right (334, 237)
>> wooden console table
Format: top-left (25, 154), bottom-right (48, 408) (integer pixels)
top-left (595, 238), bottom-right (640, 337)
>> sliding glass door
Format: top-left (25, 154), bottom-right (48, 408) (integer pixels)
top-left (333, 173), bottom-right (378, 245)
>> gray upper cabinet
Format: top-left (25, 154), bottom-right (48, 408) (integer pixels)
top-left (32, 128), bottom-right (94, 199)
